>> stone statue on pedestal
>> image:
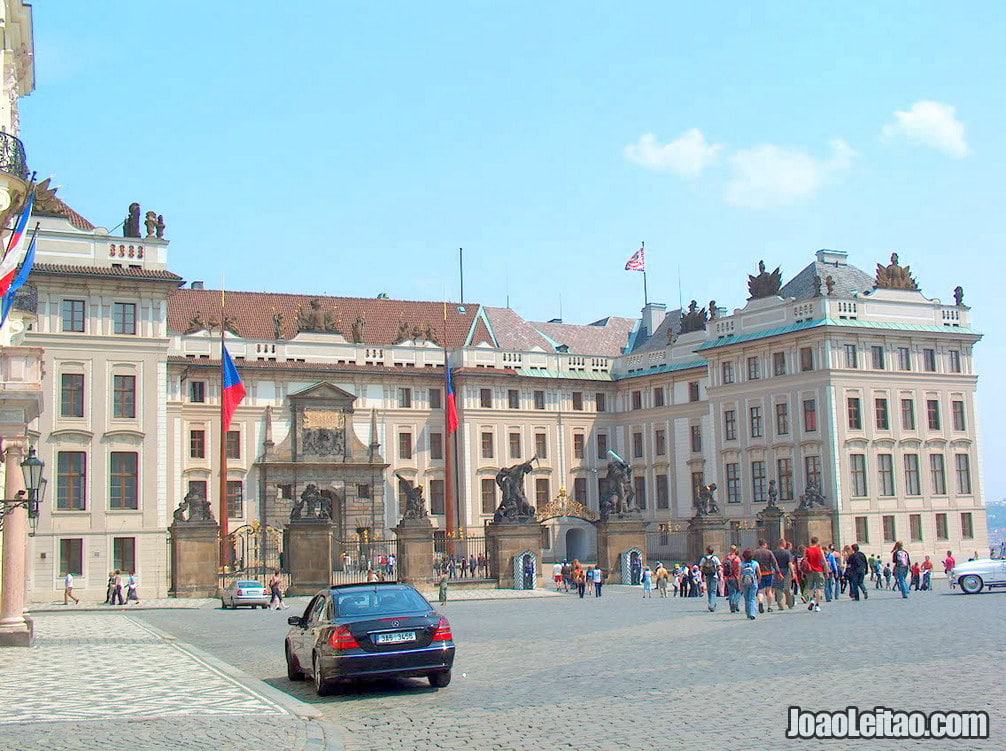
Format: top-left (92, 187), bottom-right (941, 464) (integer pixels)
top-left (290, 483), bottom-right (331, 521)
top-left (173, 486), bottom-right (215, 523)
top-left (797, 479), bottom-right (829, 511)
top-left (692, 483), bottom-right (719, 516)
top-left (599, 457), bottom-right (638, 520)
top-left (493, 458), bottom-right (537, 523)
top-left (395, 473), bottom-right (429, 521)
top-left (766, 479), bottom-right (779, 510)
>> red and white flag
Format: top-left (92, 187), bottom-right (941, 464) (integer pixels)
top-left (624, 244), bottom-right (646, 272)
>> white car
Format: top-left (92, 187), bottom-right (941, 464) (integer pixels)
top-left (221, 579), bottom-right (271, 609)
top-left (951, 546), bottom-right (1006, 594)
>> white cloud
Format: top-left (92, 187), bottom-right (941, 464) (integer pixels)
top-left (881, 100), bottom-right (969, 157)
top-left (723, 139), bottom-right (856, 209)
top-left (623, 128), bottom-right (723, 178)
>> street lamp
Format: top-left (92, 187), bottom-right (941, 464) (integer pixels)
top-left (0, 446), bottom-right (46, 535)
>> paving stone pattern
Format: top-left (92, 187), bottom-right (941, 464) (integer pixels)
top-left (133, 584), bottom-right (1006, 751)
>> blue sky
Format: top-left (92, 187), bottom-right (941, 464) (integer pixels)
top-left (21, 3), bottom-right (1006, 498)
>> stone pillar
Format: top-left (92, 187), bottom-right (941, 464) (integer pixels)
top-left (485, 520), bottom-right (543, 589)
top-left (286, 520), bottom-right (334, 595)
top-left (394, 518), bottom-right (435, 584)
top-left (596, 517), bottom-right (648, 584)
top-left (756, 506), bottom-right (786, 547)
top-left (169, 521), bottom-right (220, 598)
top-left (0, 440), bottom-right (31, 646)
top-left (687, 515), bottom-right (729, 564)
top-left (791, 508), bottom-right (835, 549)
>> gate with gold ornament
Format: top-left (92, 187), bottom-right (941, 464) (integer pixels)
top-left (219, 521), bottom-right (284, 588)
top-left (535, 488), bottom-right (599, 564)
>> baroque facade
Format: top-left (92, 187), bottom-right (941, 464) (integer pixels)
top-left (19, 197), bottom-right (989, 600)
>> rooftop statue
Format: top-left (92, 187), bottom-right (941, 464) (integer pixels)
top-left (123, 202), bottom-right (141, 238)
top-left (954, 286), bottom-right (964, 306)
top-left (875, 253), bottom-right (919, 291)
top-left (747, 260), bottom-right (783, 299)
top-left (679, 300), bottom-right (708, 334)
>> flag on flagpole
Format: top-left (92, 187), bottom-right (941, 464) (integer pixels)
top-left (221, 345), bottom-right (246, 432)
top-left (0, 226), bottom-right (37, 326)
top-left (0, 193), bottom-right (36, 297)
top-left (624, 244), bottom-right (646, 272)
top-left (445, 366), bottom-right (459, 435)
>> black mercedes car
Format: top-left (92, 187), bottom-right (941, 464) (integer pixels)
top-left (285, 582), bottom-right (455, 695)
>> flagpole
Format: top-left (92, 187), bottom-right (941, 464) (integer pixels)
top-left (641, 241), bottom-right (648, 305)
top-left (219, 282), bottom-right (229, 571)
top-left (442, 298), bottom-right (457, 554)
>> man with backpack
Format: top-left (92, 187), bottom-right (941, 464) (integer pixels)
top-left (892, 541), bottom-right (911, 598)
top-left (722, 544), bottom-right (742, 613)
top-left (699, 546), bottom-right (721, 612)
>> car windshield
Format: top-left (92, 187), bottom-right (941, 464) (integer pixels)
top-left (237, 580), bottom-right (262, 588)
top-left (332, 586), bottom-right (429, 618)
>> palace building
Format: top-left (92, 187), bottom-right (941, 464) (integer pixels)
top-left (17, 194), bottom-right (989, 600)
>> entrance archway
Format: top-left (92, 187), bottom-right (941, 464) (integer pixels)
top-left (565, 528), bottom-right (587, 562)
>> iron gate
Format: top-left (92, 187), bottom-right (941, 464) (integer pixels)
top-left (332, 537), bottom-right (401, 584)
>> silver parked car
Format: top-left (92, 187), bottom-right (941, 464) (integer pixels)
top-left (951, 545), bottom-right (1006, 594)
top-left (221, 579), bottom-right (271, 609)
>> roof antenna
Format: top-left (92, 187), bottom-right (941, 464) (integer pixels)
top-left (559, 292), bottom-right (563, 323)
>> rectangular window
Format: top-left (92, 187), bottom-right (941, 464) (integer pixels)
top-left (397, 387), bottom-right (412, 408)
top-left (871, 345), bottom-right (885, 370)
top-left (875, 398), bottom-right (889, 430)
top-left (572, 391), bottom-right (583, 411)
top-left (429, 479), bottom-right (445, 515)
top-left (878, 453), bottom-right (895, 496)
top-left (751, 461), bottom-right (766, 502)
top-left (354, 484), bottom-right (369, 500)
top-left (430, 432), bottom-right (443, 461)
top-left (398, 432), bottom-right (413, 460)
top-left (777, 457), bottom-right (793, 500)
top-left (656, 474), bottom-right (669, 509)
top-left (226, 430), bottom-right (241, 460)
top-left (59, 538), bottom-right (83, 576)
top-left (396, 478), bottom-right (409, 515)
top-left (596, 433), bottom-right (608, 460)
top-left (855, 517), bottom-right (869, 544)
top-left (632, 432), bottom-right (643, 459)
top-left (61, 299), bottom-right (85, 332)
top-left (689, 425), bottom-right (702, 453)
top-left (631, 391), bottom-right (642, 410)
top-left (845, 344), bottom-right (858, 368)
top-left (847, 397), bottom-right (862, 430)
top-left (113, 537), bottom-right (136, 574)
top-left (726, 463), bottom-right (740, 504)
top-left (800, 347), bottom-right (814, 372)
top-left (930, 454), bottom-right (947, 495)
top-left (60, 373), bottom-right (85, 418)
top-left (480, 478), bottom-right (496, 514)
top-left (955, 454), bottom-right (972, 495)
top-left (535, 478), bottom-right (550, 509)
top-left (803, 399), bottom-right (817, 432)
top-left (949, 350), bottom-right (961, 373)
top-left (897, 347), bottom-right (911, 371)
top-left (479, 388), bottom-right (492, 408)
top-left (655, 429), bottom-right (666, 456)
top-left (850, 454), bottom-right (867, 497)
top-left (749, 406), bottom-right (763, 438)
top-left (429, 388), bottom-right (442, 409)
top-left (935, 513), bottom-right (948, 541)
top-left (109, 452), bottom-right (139, 510)
top-left (534, 390), bottom-right (545, 410)
top-left (56, 451), bottom-right (86, 510)
top-left (508, 389), bottom-right (520, 409)
top-left (480, 431), bottom-right (494, 459)
top-left (927, 399), bottom-right (941, 430)
top-left (535, 432), bottom-right (547, 459)
top-left (653, 388), bottom-right (664, 407)
top-left (901, 399), bottom-right (916, 430)
top-left (804, 455), bottom-right (822, 488)
top-left (923, 348), bottom-right (937, 372)
top-left (594, 393), bottom-right (606, 412)
top-left (747, 357), bottom-right (760, 380)
top-left (904, 454), bottom-right (921, 496)
top-left (882, 515), bottom-right (896, 543)
top-left (508, 432), bottom-right (521, 460)
top-left (225, 480), bottom-right (243, 519)
top-left (113, 302), bottom-right (137, 335)
top-left (189, 429), bottom-right (206, 459)
top-left (573, 433), bottom-right (585, 460)
top-left (952, 400), bottom-right (966, 431)
top-left (189, 381), bottom-right (206, 403)
top-left (775, 402), bottom-right (789, 435)
top-left (634, 476), bottom-right (646, 510)
top-left (724, 409), bottom-right (737, 441)
top-left (573, 477), bottom-right (587, 503)
top-left (909, 514), bottom-right (923, 542)
top-left (688, 382), bottom-right (700, 402)
top-left (773, 351), bottom-right (786, 376)
top-left (961, 512), bottom-right (974, 539)
top-left (722, 361), bottom-right (735, 384)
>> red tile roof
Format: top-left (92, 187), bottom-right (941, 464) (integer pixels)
top-left (34, 193), bottom-right (96, 231)
top-left (531, 317), bottom-right (636, 357)
top-left (484, 306), bottom-right (555, 352)
top-left (168, 288), bottom-right (480, 347)
top-left (33, 263), bottom-right (183, 282)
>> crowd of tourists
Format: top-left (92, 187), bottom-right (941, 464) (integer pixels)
top-left (551, 560), bottom-right (608, 597)
top-left (434, 553), bottom-right (489, 579)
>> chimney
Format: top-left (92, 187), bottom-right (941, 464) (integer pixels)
top-left (640, 302), bottom-right (666, 339)
top-left (191, 280), bottom-right (204, 290)
top-left (815, 249), bottom-right (848, 267)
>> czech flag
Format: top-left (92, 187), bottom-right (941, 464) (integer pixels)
top-left (221, 345), bottom-right (246, 432)
top-left (0, 227), bottom-right (38, 326)
top-left (445, 366), bottom-right (459, 435)
top-left (0, 193), bottom-right (36, 297)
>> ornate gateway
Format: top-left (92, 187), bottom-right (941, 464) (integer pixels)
top-left (536, 487), bottom-right (598, 523)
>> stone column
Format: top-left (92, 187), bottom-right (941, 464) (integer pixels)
top-left (0, 440), bottom-right (31, 646)
top-left (791, 508), bottom-right (835, 549)
top-left (485, 520), bottom-right (543, 589)
top-left (596, 516), bottom-right (648, 584)
top-left (169, 521), bottom-right (221, 598)
top-left (394, 518), bottom-right (435, 585)
top-left (687, 514), bottom-right (729, 564)
top-left (286, 520), bottom-right (334, 595)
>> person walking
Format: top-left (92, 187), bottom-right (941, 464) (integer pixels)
top-left (654, 562), bottom-right (670, 598)
top-left (269, 569), bottom-right (288, 609)
top-left (883, 563), bottom-right (892, 588)
top-left (772, 540), bottom-right (795, 610)
top-left (438, 574), bottom-right (449, 606)
top-left (740, 550), bottom-right (761, 620)
top-left (751, 540), bottom-right (779, 613)
top-left (63, 571), bottom-right (80, 605)
top-left (824, 545), bottom-right (841, 602)
top-left (921, 556), bottom-right (933, 591)
top-left (104, 571), bottom-right (115, 605)
top-left (698, 547), bottom-right (721, 612)
top-left (126, 572), bottom-right (140, 604)
top-left (803, 537), bottom-right (827, 612)
top-left (943, 550), bottom-right (956, 589)
top-left (846, 543), bottom-right (869, 601)
top-left (910, 561), bottom-right (921, 591)
top-left (722, 545), bottom-right (742, 613)
top-left (110, 570), bottom-right (124, 605)
top-left (593, 566), bottom-right (604, 597)
top-left (575, 563), bottom-right (586, 599)
top-left (584, 566), bottom-right (595, 596)
top-left (892, 541), bottom-right (911, 598)
top-left (552, 561), bottom-right (564, 591)
top-left (641, 566), bottom-right (653, 598)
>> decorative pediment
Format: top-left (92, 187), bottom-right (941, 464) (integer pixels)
top-left (288, 382), bottom-right (357, 408)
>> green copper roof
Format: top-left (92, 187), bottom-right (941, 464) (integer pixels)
top-left (615, 359), bottom-right (708, 380)
top-left (514, 367), bottom-right (614, 381)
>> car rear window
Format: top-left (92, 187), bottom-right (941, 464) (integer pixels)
top-left (333, 587), bottom-right (429, 618)
top-left (237, 580), bottom-right (262, 588)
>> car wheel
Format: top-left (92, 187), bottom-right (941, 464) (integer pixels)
top-left (286, 645), bottom-right (304, 681)
top-left (959, 574), bottom-right (984, 594)
top-left (428, 670), bottom-right (451, 688)
top-left (313, 655), bottom-right (331, 696)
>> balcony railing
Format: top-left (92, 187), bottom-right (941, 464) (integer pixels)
top-left (0, 132), bottom-right (28, 181)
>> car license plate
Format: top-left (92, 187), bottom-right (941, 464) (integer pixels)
top-left (375, 631), bottom-right (416, 645)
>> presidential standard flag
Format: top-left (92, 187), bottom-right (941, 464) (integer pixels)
top-left (624, 244), bottom-right (646, 272)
